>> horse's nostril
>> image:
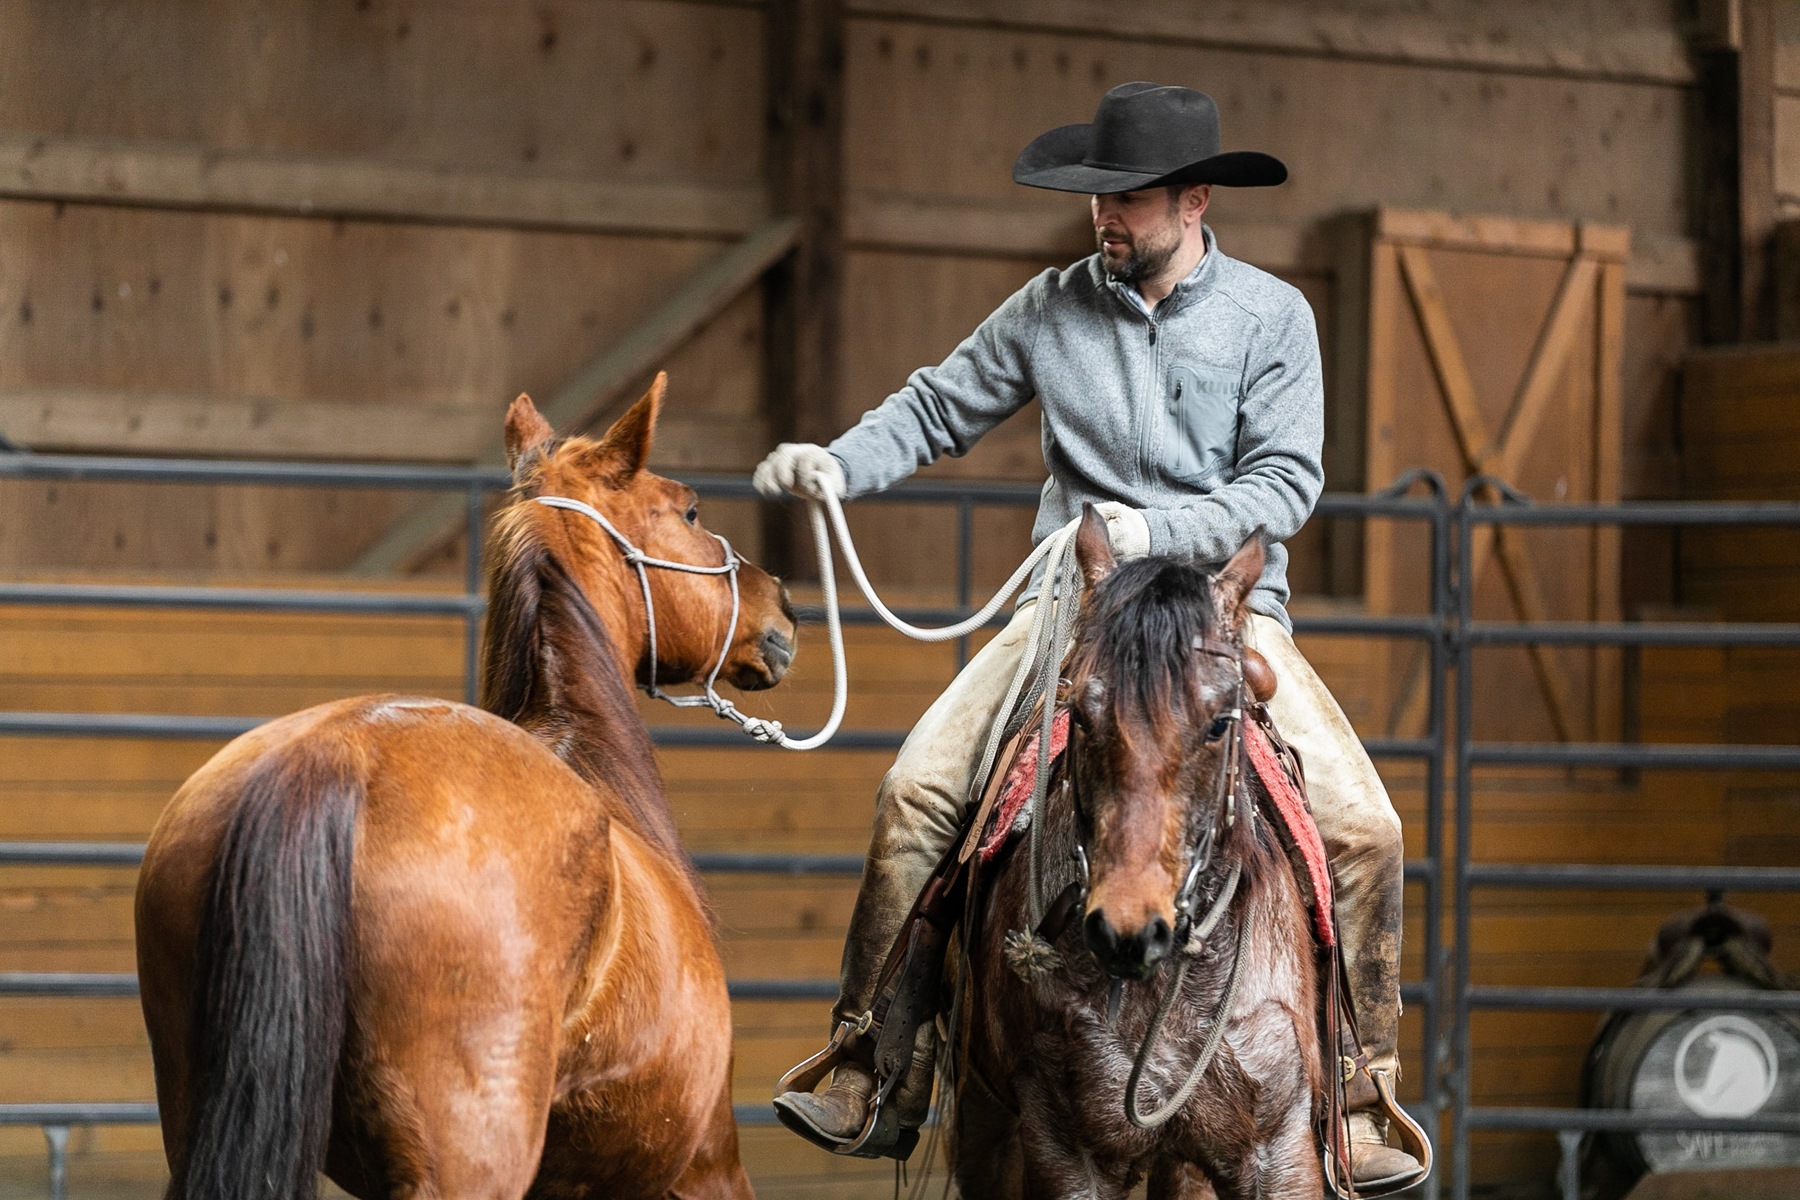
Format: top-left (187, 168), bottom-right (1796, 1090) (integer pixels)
top-left (1145, 914), bottom-right (1174, 959)
top-left (1083, 909), bottom-right (1118, 957)
top-left (761, 631), bottom-right (794, 675)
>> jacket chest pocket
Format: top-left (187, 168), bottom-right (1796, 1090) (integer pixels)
top-left (1165, 364), bottom-right (1240, 481)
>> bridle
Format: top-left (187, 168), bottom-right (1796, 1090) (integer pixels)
top-left (534, 495), bottom-right (785, 741)
top-left (1061, 629), bottom-right (1248, 945)
top-left (1056, 625), bottom-right (1256, 1130)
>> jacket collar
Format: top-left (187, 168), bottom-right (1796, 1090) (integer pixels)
top-left (1103, 223), bottom-right (1221, 321)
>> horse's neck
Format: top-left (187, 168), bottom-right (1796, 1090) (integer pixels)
top-left (492, 548), bottom-right (685, 866)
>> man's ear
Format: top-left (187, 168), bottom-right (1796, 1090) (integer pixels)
top-left (504, 394), bottom-right (555, 475)
top-left (1185, 183), bottom-right (1211, 227)
top-left (1214, 532), bottom-right (1265, 626)
top-left (1075, 502), bottom-right (1117, 590)
top-left (593, 372), bottom-right (665, 485)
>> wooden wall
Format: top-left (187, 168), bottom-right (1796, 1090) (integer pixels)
top-left (0, 0), bottom-right (774, 578)
top-left (3, 2), bottom-right (1798, 1196)
top-left (831, 0), bottom-right (1717, 598)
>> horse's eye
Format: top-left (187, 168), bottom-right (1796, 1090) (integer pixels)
top-left (684, 505), bottom-right (698, 526)
top-left (1206, 714), bottom-right (1233, 742)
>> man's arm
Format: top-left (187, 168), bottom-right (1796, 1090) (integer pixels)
top-left (826, 275), bottom-right (1046, 498)
top-left (1140, 296), bottom-right (1324, 559)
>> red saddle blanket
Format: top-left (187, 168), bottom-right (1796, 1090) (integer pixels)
top-left (978, 709), bottom-right (1335, 946)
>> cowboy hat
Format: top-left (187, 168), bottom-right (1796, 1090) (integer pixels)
top-left (1013, 82), bottom-right (1287, 193)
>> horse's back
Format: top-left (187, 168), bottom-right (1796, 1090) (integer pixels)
top-left (137, 694), bottom-right (715, 1197)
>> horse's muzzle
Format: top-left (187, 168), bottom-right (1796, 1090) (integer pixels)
top-left (1083, 907), bottom-right (1175, 979)
top-left (758, 629), bottom-right (795, 681)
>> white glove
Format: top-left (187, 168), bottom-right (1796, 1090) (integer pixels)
top-left (1093, 501), bottom-right (1151, 559)
top-left (752, 443), bottom-right (847, 501)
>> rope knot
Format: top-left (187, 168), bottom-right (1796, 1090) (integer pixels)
top-left (740, 716), bottom-right (786, 745)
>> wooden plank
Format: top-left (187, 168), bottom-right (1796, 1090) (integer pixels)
top-left (0, 133), bottom-right (767, 239)
top-left (1379, 207), bottom-right (1581, 260)
top-left (766, 0), bottom-right (847, 444)
top-left (1397, 244), bottom-right (1494, 465)
top-left (764, 0), bottom-right (847, 576)
top-left (347, 216), bottom-right (798, 574)
top-left (1360, 239), bottom-right (1401, 615)
top-left (847, 194), bottom-right (1694, 290)
top-left (844, 0), bottom-right (1696, 85)
top-left (1591, 260), bottom-right (1625, 740)
top-left (847, 191), bottom-right (1089, 258)
top-left (0, 390), bottom-right (769, 464)
top-left (1695, 0), bottom-right (1780, 340)
top-left (0, 1), bottom-right (767, 198)
top-left (1491, 256), bottom-right (1601, 477)
top-left (1740, 0), bottom-right (1779, 340)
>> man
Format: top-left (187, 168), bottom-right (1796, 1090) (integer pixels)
top-left (756, 82), bottom-right (1425, 1192)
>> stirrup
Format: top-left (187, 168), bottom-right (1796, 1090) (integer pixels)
top-left (1324, 1066), bottom-right (1433, 1198)
top-left (772, 1020), bottom-right (921, 1161)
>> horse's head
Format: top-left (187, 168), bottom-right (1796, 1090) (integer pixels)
top-left (1061, 504), bottom-right (1265, 979)
top-left (503, 374), bottom-right (797, 692)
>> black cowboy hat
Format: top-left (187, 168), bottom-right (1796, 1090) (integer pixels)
top-left (1013, 82), bottom-right (1287, 194)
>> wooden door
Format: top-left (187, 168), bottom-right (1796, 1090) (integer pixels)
top-left (1357, 207), bottom-right (1627, 741)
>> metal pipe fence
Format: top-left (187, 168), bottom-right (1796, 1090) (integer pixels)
top-left (4, 448), bottom-right (1799, 1199)
top-left (1449, 479), bottom-right (1800, 1200)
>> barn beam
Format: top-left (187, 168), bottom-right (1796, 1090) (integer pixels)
top-left (1693, 0), bottom-right (1777, 343)
top-left (844, 195), bottom-right (1700, 295)
top-left (345, 216), bottom-right (799, 576)
top-left (0, 133), bottom-right (766, 239)
top-left (847, 0), bottom-right (1695, 86)
top-left (763, 0), bottom-right (846, 576)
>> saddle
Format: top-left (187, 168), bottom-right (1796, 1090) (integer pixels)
top-left (774, 650), bottom-right (1431, 1195)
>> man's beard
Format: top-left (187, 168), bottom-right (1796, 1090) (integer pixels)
top-left (1097, 222), bottom-right (1181, 285)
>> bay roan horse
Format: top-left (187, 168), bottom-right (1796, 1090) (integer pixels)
top-left (134, 377), bottom-right (796, 1199)
top-left (956, 508), bottom-right (1323, 1199)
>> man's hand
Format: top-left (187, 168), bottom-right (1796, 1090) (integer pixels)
top-left (1092, 501), bottom-right (1150, 559)
top-left (753, 443), bottom-right (848, 501)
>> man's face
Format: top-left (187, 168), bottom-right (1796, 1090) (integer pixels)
top-left (1091, 188), bottom-right (1184, 285)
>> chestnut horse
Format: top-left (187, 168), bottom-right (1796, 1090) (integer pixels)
top-left (134, 378), bottom-right (795, 1199)
top-left (954, 509), bottom-right (1324, 1199)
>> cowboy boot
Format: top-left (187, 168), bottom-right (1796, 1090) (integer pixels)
top-left (775, 1059), bottom-right (877, 1144)
top-left (1338, 854), bottom-right (1430, 1194)
top-left (774, 807), bottom-right (943, 1150)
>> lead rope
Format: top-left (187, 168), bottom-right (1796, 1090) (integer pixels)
top-left (540, 491), bottom-right (1081, 753)
top-left (1124, 870), bottom-right (1250, 1130)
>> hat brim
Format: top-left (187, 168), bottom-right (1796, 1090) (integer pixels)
top-left (1012, 123), bottom-right (1287, 192)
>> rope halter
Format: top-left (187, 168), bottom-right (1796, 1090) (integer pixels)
top-left (534, 495), bottom-right (787, 744)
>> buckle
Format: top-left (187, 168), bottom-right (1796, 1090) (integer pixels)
top-left (1341, 1054), bottom-right (1358, 1084)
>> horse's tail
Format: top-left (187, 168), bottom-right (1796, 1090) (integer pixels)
top-left (176, 739), bottom-right (361, 1200)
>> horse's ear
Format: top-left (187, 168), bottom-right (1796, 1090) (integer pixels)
top-left (1215, 532), bottom-right (1265, 624)
top-left (504, 394), bottom-right (555, 473)
top-left (593, 372), bottom-right (665, 485)
top-left (1075, 503), bottom-right (1116, 589)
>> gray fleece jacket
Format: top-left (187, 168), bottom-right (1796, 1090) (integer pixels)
top-left (827, 225), bottom-right (1324, 629)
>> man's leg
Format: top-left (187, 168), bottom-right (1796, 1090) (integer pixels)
top-left (777, 600), bottom-right (1046, 1143)
top-left (1248, 614), bottom-right (1426, 1190)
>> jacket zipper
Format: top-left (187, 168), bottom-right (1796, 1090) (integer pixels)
top-left (1139, 313), bottom-right (1161, 483)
